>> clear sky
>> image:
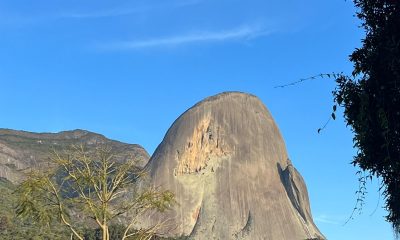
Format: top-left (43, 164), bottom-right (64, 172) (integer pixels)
top-left (0, 0), bottom-right (395, 239)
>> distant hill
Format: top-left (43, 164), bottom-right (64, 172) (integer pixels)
top-left (0, 129), bottom-right (149, 183)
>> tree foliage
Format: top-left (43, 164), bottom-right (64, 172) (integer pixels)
top-left (0, 177), bottom-right (70, 240)
top-left (332, 0), bottom-right (400, 233)
top-left (15, 145), bottom-right (175, 240)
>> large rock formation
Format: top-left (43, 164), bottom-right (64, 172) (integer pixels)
top-left (0, 129), bottom-right (149, 183)
top-left (145, 92), bottom-right (325, 239)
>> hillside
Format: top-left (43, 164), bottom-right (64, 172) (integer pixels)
top-left (0, 129), bottom-right (149, 183)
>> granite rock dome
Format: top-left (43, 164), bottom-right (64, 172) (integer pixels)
top-left (145, 92), bottom-right (325, 240)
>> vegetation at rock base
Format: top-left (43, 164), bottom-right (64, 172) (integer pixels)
top-left (0, 177), bottom-right (70, 239)
top-left (10, 144), bottom-right (175, 240)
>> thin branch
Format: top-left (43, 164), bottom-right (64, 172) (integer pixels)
top-left (317, 115), bottom-right (332, 134)
top-left (369, 177), bottom-right (381, 216)
top-left (48, 177), bottom-right (84, 240)
top-left (274, 73), bottom-right (338, 88)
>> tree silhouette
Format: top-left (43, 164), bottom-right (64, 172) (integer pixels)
top-left (332, 0), bottom-right (400, 234)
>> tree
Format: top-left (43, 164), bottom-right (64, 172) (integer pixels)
top-left (275, 0), bottom-right (400, 234)
top-left (332, 0), bottom-right (400, 234)
top-left (15, 144), bottom-right (175, 240)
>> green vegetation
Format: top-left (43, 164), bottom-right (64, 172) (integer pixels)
top-left (8, 144), bottom-right (175, 240)
top-left (0, 177), bottom-right (70, 239)
top-left (331, 0), bottom-right (400, 233)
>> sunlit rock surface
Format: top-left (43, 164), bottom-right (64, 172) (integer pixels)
top-left (145, 92), bottom-right (325, 240)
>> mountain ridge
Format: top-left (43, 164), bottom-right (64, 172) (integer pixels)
top-left (0, 128), bottom-right (149, 183)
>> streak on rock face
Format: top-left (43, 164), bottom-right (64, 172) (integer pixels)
top-left (174, 115), bottom-right (231, 175)
top-left (144, 92), bottom-right (325, 240)
top-left (233, 211), bottom-right (253, 239)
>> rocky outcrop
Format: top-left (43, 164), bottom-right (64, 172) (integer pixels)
top-left (0, 92), bottom-right (325, 239)
top-left (0, 129), bottom-right (149, 183)
top-left (144, 92), bottom-right (325, 240)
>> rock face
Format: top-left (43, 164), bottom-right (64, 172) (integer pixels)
top-left (145, 92), bottom-right (325, 239)
top-left (0, 129), bottom-right (149, 183)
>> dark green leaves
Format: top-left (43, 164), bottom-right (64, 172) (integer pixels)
top-left (333, 0), bottom-right (400, 232)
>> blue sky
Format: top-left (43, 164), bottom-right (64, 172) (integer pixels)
top-left (0, 0), bottom-right (395, 239)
